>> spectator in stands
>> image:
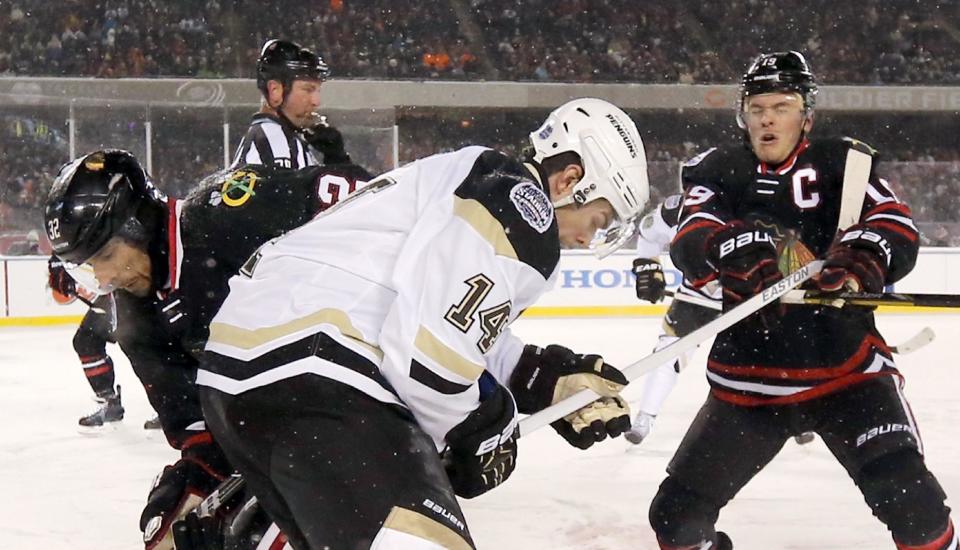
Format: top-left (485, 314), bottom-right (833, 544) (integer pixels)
top-left (6, 229), bottom-right (41, 255)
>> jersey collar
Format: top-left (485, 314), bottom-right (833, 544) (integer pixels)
top-left (252, 110), bottom-right (300, 135)
top-left (757, 137), bottom-right (810, 175)
top-left (523, 161), bottom-right (549, 192)
top-left (162, 197), bottom-right (185, 293)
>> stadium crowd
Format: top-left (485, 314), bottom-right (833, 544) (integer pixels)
top-left (1, 0), bottom-right (957, 83)
top-left (2, 0), bottom-right (960, 251)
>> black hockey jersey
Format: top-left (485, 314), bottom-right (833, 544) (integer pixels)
top-left (671, 137), bottom-right (919, 406)
top-left (112, 163), bottom-right (371, 451)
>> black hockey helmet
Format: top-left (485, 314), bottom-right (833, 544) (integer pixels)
top-left (737, 51), bottom-right (818, 129)
top-left (256, 39), bottom-right (330, 97)
top-left (44, 150), bottom-right (166, 264)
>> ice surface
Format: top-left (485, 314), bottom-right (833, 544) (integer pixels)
top-left (2, 314), bottom-right (958, 549)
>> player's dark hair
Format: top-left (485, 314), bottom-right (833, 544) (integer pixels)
top-left (540, 151), bottom-right (582, 177)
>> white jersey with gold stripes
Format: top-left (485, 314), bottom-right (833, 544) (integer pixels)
top-left (200, 146), bottom-right (560, 448)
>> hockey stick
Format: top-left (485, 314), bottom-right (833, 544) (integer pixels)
top-left (670, 286), bottom-right (960, 310)
top-left (780, 290), bottom-right (960, 309)
top-left (519, 260), bottom-right (825, 436)
top-left (837, 146), bottom-right (873, 229)
top-left (890, 327), bottom-right (935, 355)
top-left (196, 473), bottom-right (246, 518)
top-left (663, 290), bottom-right (722, 310)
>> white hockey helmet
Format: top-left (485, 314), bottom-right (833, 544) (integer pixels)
top-left (529, 98), bottom-right (650, 256)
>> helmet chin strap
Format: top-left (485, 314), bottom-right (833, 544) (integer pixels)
top-left (550, 180), bottom-right (581, 211)
top-left (275, 97), bottom-right (298, 129)
top-left (524, 160), bottom-right (585, 212)
top-left (552, 195), bottom-right (577, 210)
top-left (263, 80), bottom-right (301, 131)
top-left (797, 109), bottom-right (814, 142)
top-left (548, 171), bottom-right (582, 210)
top-left (276, 106), bottom-right (300, 132)
top-left (780, 110), bottom-right (814, 160)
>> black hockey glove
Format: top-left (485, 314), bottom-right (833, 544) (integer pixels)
top-left (141, 441), bottom-right (231, 550)
top-left (509, 344), bottom-right (630, 450)
top-left (302, 117), bottom-right (351, 164)
top-left (817, 225), bottom-right (890, 293)
top-left (706, 221), bottom-right (782, 311)
top-left (47, 255), bottom-right (76, 297)
top-left (443, 372), bottom-right (519, 499)
top-left (633, 257), bottom-right (666, 303)
top-left (174, 482), bottom-right (280, 550)
top-left (172, 512), bottom-right (222, 550)
top-left (173, 511), bottom-right (224, 550)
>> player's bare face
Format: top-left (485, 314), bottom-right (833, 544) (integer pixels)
top-left (744, 92), bottom-right (808, 165)
top-left (281, 79), bottom-right (322, 129)
top-left (556, 199), bottom-right (615, 249)
top-left (87, 237), bottom-right (152, 297)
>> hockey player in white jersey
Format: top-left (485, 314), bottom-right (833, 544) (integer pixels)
top-left (624, 193), bottom-right (722, 445)
top-left (197, 98), bottom-right (649, 549)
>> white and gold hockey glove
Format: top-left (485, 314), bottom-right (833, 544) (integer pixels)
top-left (509, 344), bottom-right (630, 449)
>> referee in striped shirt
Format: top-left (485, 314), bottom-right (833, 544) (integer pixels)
top-left (232, 39), bottom-right (352, 169)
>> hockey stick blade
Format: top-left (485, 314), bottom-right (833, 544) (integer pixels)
top-left (836, 147), bottom-right (872, 231)
top-left (519, 260), bottom-right (824, 436)
top-left (890, 326), bottom-right (935, 355)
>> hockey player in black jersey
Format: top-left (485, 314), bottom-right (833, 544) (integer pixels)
top-left (47, 257), bottom-right (128, 426)
top-left (649, 51), bottom-right (957, 550)
top-left (232, 39), bottom-right (352, 170)
top-left (43, 150), bottom-right (372, 549)
top-left (197, 98), bottom-right (647, 549)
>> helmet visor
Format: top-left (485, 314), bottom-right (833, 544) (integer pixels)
top-left (61, 235), bottom-right (150, 297)
top-left (589, 214), bottom-right (640, 259)
top-left (63, 260), bottom-right (113, 297)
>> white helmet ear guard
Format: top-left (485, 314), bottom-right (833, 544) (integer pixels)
top-left (530, 98), bottom-right (650, 255)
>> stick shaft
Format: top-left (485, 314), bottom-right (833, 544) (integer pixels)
top-left (519, 260), bottom-right (824, 436)
top-left (781, 291), bottom-right (960, 308)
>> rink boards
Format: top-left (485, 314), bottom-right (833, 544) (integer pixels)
top-left (2, 248), bottom-right (960, 325)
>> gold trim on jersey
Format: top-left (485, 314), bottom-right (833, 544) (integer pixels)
top-left (208, 309), bottom-right (382, 359)
top-left (414, 326), bottom-right (484, 381)
top-left (453, 197), bottom-right (518, 260)
top-left (380, 506), bottom-right (471, 550)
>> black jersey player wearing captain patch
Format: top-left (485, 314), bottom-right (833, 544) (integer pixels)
top-left (43, 151), bottom-right (372, 549)
top-left (648, 52), bottom-right (956, 550)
